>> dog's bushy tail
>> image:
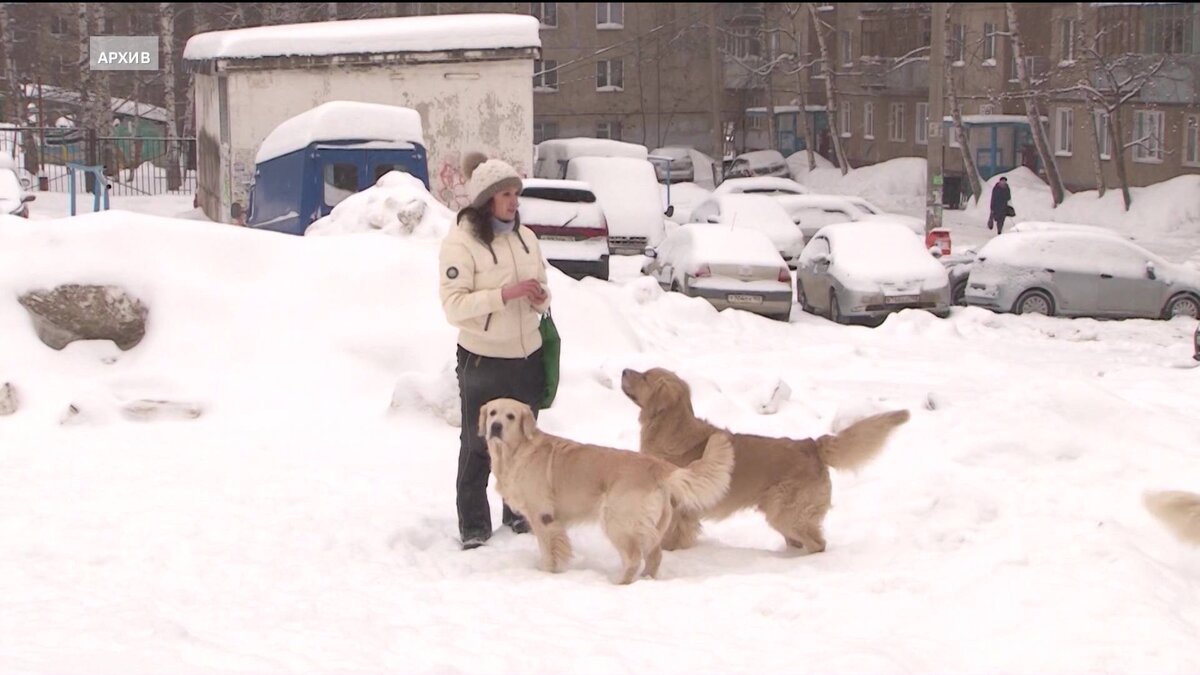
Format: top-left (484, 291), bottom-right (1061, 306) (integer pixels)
top-left (817, 410), bottom-right (910, 472)
top-left (665, 432), bottom-right (734, 512)
top-left (1144, 490), bottom-right (1200, 546)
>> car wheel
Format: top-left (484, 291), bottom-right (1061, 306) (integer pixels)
top-left (1164, 294), bottom-right (1200, 319)
top-left (830, 291), bottom-right (846, 324)
top-left (951, 280), bottom-right (967, 306)
top-left (796, 279), bottom-right (811, 313)
top-left (1015, 289), bottom-right (1054, 316)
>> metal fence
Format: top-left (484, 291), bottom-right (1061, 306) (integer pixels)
top-left (0, 126), bottom-right (196, 197)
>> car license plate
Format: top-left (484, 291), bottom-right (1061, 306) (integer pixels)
top-left (539, 235), bottom-right (574, 242)
top-left (885, 294), bottom-right (920, 305)
top-left (728, 294), bottom-right (763, 304)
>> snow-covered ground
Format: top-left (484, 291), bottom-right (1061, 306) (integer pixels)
top-left (2, 178), bottom-right (1199, 674)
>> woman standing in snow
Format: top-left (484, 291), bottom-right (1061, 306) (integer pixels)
top-left (438, 152), bottom-right (550, 550)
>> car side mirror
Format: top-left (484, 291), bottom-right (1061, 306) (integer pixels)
top-left (706, 215), bottom-right (719, 224)
top-left (1146, 261), bottom-right (1157, 280)
top-left (21, 194), bottom-right (35, 203)
top-left (664, 205), bottom-right (675, 217)
top-left (644, 248), bottom-right (658, 259)
top-left (815, 254), bottom-right (831, 266)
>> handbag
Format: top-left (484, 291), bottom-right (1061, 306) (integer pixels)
top-left (1005, 205), bottom-right (1016, 217)
top-left (538, 310), bottom-right (561, 409)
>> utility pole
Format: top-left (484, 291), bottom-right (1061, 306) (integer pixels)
top-left (925, 3), bottom-right (947, 235)
top-left (708, 4), bottom-right (723, 163)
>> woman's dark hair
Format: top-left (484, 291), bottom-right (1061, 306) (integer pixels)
top-left (457, 204), bottom-right (521, 245)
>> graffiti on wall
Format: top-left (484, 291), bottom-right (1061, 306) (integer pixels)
top-left (436, 152), bottom-right (528, 211)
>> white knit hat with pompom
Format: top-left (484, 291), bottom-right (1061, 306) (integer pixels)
top-left (462, 152), bottom-right (523, 210)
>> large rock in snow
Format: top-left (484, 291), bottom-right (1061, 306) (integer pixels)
top-left (18, 284), bottom-right (149, 351)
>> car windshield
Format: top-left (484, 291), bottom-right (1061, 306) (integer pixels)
top-left (521, 187), bottom-right (595, 203)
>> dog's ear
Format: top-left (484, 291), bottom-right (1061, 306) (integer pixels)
top-left (519, 406), bottom-right (537, 440)
top-left (478, 403), bottom-right (491, 439)
top-left (646, 371), bottom-right (691, 416)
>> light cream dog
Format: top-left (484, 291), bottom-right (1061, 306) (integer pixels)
top-left (1144, 490), bottom-right (1200, 546)
top-left (480, 398), bottom-right (734, 584)
top-left (621, 367), bottom-right (910, 554)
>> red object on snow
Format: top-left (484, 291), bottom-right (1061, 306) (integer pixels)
top-left (926, 228), bottom-right (952, 256)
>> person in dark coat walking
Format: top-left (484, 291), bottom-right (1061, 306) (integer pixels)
top-left (987, 176), bottom-right (1012, 234)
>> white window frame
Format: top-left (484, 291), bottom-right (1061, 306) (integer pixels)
top-left (916, 102), bottom-right (929, 145)
top-left (1054, 107), bottom-right (1074, 156)
top-left (863, 102), bottom-right (875, 140)
top-left (839, 104), bottom-right (851, 138)
top-left (1184, 114), bottom-right (1200, 167)
top-left (596, 2), bottom-right (624, 30)
top-left (1133, 109), bottom-right (1165, 163)
top-left (952, 24), bottom-right (966, 65)
top-left (533, 120), bottom-right (559, 144)
top-left (949, 124), bottom-right (961, 148)
top-left (596, 121), bottom-right (622, 140)
top-left (1095, 109), bottom-right (1111, 160)
top-left (533, 59), bottom-right (558, 92)
top-left (1060, 18), bottom-right (1076, 63)
top-left (889, 103), bottom-right (905, 142)
top-left (596, 59), bottom-right (624, 92)
top-left (983, 22), bottom-right (996, 62)
top-left (840, 30), bottom-right (852, 66)
top-left (531, 2), bottom-right (557, 29)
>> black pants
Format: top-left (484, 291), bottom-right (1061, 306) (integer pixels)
top-left (456, 345), bottom-right (546, 542)
top-left (987, 210), bottom-right (1007, 234)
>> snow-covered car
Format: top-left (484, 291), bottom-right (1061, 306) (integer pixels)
top-left (520, 179), bottom-right (609, 281)
top-left (649, 146), bottom-right (694, 183)
top-left (642, 224), bottom-right (793, 321)
top-left (1194, 323), bottom-right (1200, 361)
top-left (712, 176), bottom-right (812, 197)
top-left (564, 156), bottom-right (669, 255)
top-left (723, 150), bottom-right (789, 180)
top-left (796, 220), bottom-right (951, 325)
top-left (688, 194), bottom-right (805, 268)
top-left (780, 194), bottom-right (924, 240)
top-left (0, 156), bottom-right (35, 218)
top-left (964, 230), bottom-right (1200, 319)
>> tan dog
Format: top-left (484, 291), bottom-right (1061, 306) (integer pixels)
top-left (1144, 490), bottom-right (1200, 546)
top-left (621, 367), bottom-right (909, 554)
top-left (480, 398), bottom-right (734, 584)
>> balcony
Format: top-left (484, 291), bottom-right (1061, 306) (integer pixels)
top-left (860, 57), bottom-right (929, 94)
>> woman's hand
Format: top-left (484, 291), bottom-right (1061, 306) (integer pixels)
top-left (501, 279), bottom-right (546, 304)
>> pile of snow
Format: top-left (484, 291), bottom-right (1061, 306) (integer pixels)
top-left (184, 13), bottom-right (541, 61)
top-left (256, 101), bottom-right (425, 164)
top-left (788, 154), bottom-right (927, 216)
top-left (307, 171), bottom-right (454, 237)
top-left (966, 169), bottom-right (1200, 240)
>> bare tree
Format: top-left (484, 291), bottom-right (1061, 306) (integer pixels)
top-left (806, 3), bottom-right (849, 174)
top-left (945, 4), bottom-right (982, 205)
top-left (1075, 3), bottom-right (1105, 198)
top-left (1006, 2), bottom-right (1066, 206)
top-left (0, 4), bottom-right (21, 130)
top-left (160, 2), bottom-right (182, 190)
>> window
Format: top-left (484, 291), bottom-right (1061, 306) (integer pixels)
top-left (949, 124), bottom-right (961, 148)
top-left (531, 2), bottom-right (557, 28)
top-left (51, 54), bottom-right (66, 75)
top-left (979, 103), bottom-right (995, 116)
top-left (983, 23), bottom-right (996, 61)
top-left (1095, 110), bottom-right (1111, 160)
top-left (1060, 18), bottom-right (1077, 62)
top-left (50, 15), bottom-right (66, 35)
top-left (534, 59), bottom-right (558, 91)
top-left (952, 24), bottom-right (966, 63)
top-left (916, 102), bottom-right (929, 145)
top-left (596, 59), bottom-right (623, 90)
top-left (596, 121), bottom-right (622, 140)
top-left (840, 30), bottom-right (852, 65)
top-left (596, 2), bottom-right (623, 29)
top-left (1184, 115), bottom-right (1200, 166)
top-left (534, 120), bottom-right (559, 144)
top-left (323, 163), bottom-right (358, 207)
top-left (889, 103), bottom-right (905, 142)
top-left (839, 104), bottom-right (851, 138)
top-left (1133, 109), bottom-right (1165, 162)
top-left (1054, 107), bottom-right (1073, 156)
top-left (373, 164), bottom-right (398, 182)
top-left (862, 23), bottom-right (885, 57)
top-left (131, 14), bottom-right (149, 33)
top-left (1143, 3), bottom-right (1198, 55)
top-left (725, 28), bottom-right (762, 60)
top-left (748, 115), bottom-right (765, 131)
top-left (863, 102), bottom-right (875, 139)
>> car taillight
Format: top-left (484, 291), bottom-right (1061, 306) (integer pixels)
top-left (693, 264), bottom-right (711, 278)
top-left (778, 268), bottom-right (790, 283)
top-left (569, 227), bottom-right (608, 240)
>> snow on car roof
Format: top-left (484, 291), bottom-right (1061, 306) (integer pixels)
top-left (737, 150), bottom-right (787, 167)
top-left (714, 176), bottom-right (809, 195)
top-left (814, 220), bottom-right (942, 279)
top-left (184, 14), bottom-right (540, 61)
top-left (537, 138), bottom-right (649, 161)
top-left (673, 224), bottom-right (784, 267)
top-left (255, 101), bottom-right (424, 164)
top-left (521, 178), bottom-right (594, 193)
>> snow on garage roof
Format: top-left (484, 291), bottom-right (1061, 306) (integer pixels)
top-left (255, 101), bottom-right (425, 164)
top-left (184, 13), bottom-right (540, 62)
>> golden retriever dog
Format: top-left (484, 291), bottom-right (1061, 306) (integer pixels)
top-left (621, 367), bottom-right (910, 554)
top-left (480, 398), bottom-right (734, 584)
top-left (1144, 490), bottom-right (1200, 546)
